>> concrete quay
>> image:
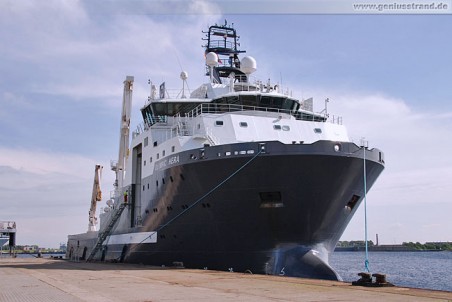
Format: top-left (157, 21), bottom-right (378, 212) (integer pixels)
top-left (0, 257), bottom-right (451, 302)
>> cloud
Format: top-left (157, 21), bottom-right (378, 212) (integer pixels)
top-left (317, 91), bottom-right (452, 243)
top-left (0, 0), bottom-right (220, 107)
top-left (0, 1), bottom-right (223, 247)
top-left (0, 147), bottom-right (116, 246)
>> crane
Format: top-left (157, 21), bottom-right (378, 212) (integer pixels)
top-left (111, 76), bottom-right (134, 198)
top-left (88, 164), bottom-right (103, 232)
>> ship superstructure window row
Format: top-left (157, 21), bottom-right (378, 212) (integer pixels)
top-left (212, 94), bottom-right (299, 111)
top-left (273, 125), bottom-right (290, 131)
top-left (140, 97), bottom-right (325, 131)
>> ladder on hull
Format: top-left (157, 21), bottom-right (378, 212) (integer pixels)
top-left (86, 202), bottom-right (127, 262)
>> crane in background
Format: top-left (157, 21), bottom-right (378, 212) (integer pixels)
top-left (88, 164), bottom-right (103, 232)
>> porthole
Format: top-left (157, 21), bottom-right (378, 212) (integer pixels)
top-left (273, 125), bottom-right (282, 130)
top-left (239, 122), bottom-right (248, 127)
top-left (215, 120), bottom-right (224, 126)
top-left (314, 128), bottom-right (322, 134)
top-left (282, 125), bottom-right (290, 131)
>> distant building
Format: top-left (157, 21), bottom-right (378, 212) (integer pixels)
top-left (22, 245), bottom-right (39, 252)
top-left (59, 243), bottom-right (67, 252)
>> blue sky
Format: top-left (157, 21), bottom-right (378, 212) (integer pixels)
top-left (1, 0), bottom-right (451, 248)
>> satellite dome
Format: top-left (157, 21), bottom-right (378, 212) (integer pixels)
top-left (180, 71), bottom-right (188, 80)
top-left (205, 52), bottom-right (218, 67)
top-left (240, 56), bottom-right (257, 75)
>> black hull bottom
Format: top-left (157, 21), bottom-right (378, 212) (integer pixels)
top-left (67, 141), bottom-right (384, 281)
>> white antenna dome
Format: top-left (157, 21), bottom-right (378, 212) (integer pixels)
top-left (240, 56), bottom-right (257, 75)
top-left (180, 71), bottom-right (188, 80)
top-left (206, 52), bottom-right (218, 67)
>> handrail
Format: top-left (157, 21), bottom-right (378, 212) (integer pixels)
top-left (185, 103), bottom-right (331, 123)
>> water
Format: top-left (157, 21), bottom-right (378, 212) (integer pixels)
top-left (330, 251), bottom-right (452, 292)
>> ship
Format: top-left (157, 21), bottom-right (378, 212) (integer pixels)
top-left (67, 21), bottom-right (385, 281)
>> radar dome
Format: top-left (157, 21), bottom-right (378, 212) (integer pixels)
top-left (240, 56), bottom-right (257, 75)
top-left (205, 52), bottom-right (218, 67)
top-left (180, 71), bottom-right (188, 80)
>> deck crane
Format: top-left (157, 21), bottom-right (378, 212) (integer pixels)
top-left (88, 164), bottom-right (102, 232)
top-left (111, 76), bottom-right (134, 199)
top-left (86, 76), bottom-right (134, 261)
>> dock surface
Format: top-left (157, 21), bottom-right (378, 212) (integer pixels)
top-left (0, 257), bottom-right (451, 302)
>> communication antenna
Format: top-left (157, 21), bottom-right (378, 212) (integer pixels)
top-left (240, 56), bottom-right (257, 83)
top-left (148, 79), bottom-right (156, 102)
top-left (174, 49), bottom-right (191, 96)
top-left (206, 52), bottom-right (219, 83)
top-left (180, 71), bottom-right (189, 98)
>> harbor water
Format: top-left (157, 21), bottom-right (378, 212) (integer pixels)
top-left (331, 251), bottom-right (452, 292)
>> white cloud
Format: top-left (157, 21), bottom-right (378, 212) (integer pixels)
top-left (0, 147), bottom-right (95, 176)
top-left (0, 147), bottom-right (116, 247)
top-left (1, 0), bottom-right (220, 107)
top-left (0, 1), bottom-right (223, 247)
top-left (315, 91), bottom-right (452, 243)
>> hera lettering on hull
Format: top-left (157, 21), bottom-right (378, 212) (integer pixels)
top-left (155, 155), bottom-right (180, 171)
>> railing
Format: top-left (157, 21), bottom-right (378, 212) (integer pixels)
top-left (132, 102), bottom-right (343, 139)
top-left (184, 103), bottom-right (335, 123)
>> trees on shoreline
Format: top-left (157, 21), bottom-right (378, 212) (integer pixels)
top-left (337, 241), bottom-right (452, 250)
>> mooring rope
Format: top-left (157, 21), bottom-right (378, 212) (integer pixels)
top-left (363, 144), bottom-right (370, 273)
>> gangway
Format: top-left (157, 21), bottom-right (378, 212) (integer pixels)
top-left (86, 202), bottom-right (127, 262)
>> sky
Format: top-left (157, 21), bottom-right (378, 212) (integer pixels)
top-left (1, 0), bottom-right (451, 248)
